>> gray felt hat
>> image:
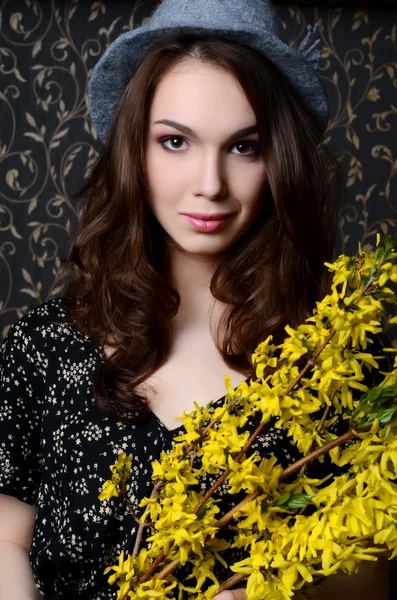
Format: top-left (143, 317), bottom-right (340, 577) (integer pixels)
top-left (88, 0), bottom-right (329, 143)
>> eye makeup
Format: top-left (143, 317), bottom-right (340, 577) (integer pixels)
top-left (158, 135), bottom-right (261, 158)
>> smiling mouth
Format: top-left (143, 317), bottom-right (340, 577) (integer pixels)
top-left (181, 213), bottom-right (235, 221)
top-left (182, 214), bottom-right (234, 232)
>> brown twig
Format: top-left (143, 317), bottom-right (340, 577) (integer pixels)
top-left (132, 481), bottom-right (163, 558)
top-left (189, 448), bottom-right (197, 468)
top-left (214, 573), bottom-right (246, 594)
top-left (216, 572), bottom-right (324, 599)
top-left (279, 429), bottom-right (355, 480)
top-left (317, 404), bottom-right (331, 434)
top-left (299, 391), bottom-right (335, 478)
top-left (121, 490), bottom-right (141, 525)
top-left (361, 274), bottom-right (376, 296)
top-left (286, 329), bottom-right (337, 393)
top-left (345, 530), bottom-right (386, 546)
top-left (216, 429), bottom-right (355, 530)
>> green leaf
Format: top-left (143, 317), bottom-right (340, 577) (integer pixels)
top-left (196, 505), bottom-right (208, 519)
top-left (377, 246), bottom-right (385, 260)
top-left (275, 493), bottom-right (291, 506)
top-left (284, 493), bottom-right (314, 509)
top-left (355, 386), bottom-right (397, 417)
top-left (378, 407), bottom-right (396, 424)
top-left (357, 412), bottom-right (378, 427)
top-left (366, 386), bottom-right (384, 403)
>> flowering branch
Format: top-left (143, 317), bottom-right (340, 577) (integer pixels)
top-left (98, 232), bottom-right (397, 600)
top-left (138, 330), bottom-right (339, 584)
top-left (155, 427), bottom-right (357, 581)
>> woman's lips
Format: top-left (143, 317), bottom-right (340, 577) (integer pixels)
top-left (182, 214), bottom-right (234, 232)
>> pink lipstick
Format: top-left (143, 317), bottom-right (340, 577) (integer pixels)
top-left (181, 212), bottom-right (234, 233)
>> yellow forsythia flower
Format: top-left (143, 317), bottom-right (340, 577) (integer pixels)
top-left (98, 452), bottom-right (133, 501)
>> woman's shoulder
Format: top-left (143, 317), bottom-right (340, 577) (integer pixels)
top-left (1, 296), bottom-right (101, 370)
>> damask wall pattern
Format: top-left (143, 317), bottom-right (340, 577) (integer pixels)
top-left (0, 1), bottom-right (397, 595)
top-left (0, 0), bottom-right (397, 344)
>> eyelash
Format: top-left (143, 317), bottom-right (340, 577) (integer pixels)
top-left (159, 135), bottom-right (261, 158)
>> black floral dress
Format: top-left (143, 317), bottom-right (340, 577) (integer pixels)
top-left (1, 296), bottom-right (383, 599)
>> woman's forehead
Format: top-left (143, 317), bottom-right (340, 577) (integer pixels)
top-left (148, 64), bottom-right (256, 137)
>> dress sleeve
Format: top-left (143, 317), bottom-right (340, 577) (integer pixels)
top-left (0, 315), bottom-right (46, 506)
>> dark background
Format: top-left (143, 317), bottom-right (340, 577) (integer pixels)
top-left (1, 0), bottom-right (396, 342)
top-left (0, 0), bottom-right (396, 597)
top-left (275, 0), bottom-right (396, 6)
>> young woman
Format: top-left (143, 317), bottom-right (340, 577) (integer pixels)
top-left (0, 1), bottom-right (391, 598)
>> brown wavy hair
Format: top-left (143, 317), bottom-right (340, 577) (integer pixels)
top-left (58, 30), bottom-right (346, 425)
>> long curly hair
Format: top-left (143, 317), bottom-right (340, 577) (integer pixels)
top-left (57, 31), bottom-right (346, 425)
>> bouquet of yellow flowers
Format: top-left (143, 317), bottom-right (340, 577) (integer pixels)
top-left (98, 232), bottom-right (397, 600)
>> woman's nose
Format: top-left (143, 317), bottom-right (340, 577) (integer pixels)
top-left (196, 152), bottom-right (227, 200)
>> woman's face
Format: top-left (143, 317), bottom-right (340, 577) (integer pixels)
top-left (144, 57), bottom-right (268, 258)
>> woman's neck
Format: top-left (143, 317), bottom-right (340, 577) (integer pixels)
top-left (166, 246), bottom-right (225, 332)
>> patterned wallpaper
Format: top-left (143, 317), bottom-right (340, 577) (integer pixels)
top-left (0, 0), bottom-right (397, 343)
top-left (0, 1), bottom-right (397, 596)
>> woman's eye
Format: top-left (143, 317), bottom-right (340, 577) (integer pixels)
top-left (233, 141), bottom-right (261, 156)
top-left (161, 136), bottom-right (188, 151)
top-left (159, 136), bottom-right (260, 157)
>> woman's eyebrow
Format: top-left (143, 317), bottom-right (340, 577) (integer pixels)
top-left (153, 119), bottom-right (258, 142)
